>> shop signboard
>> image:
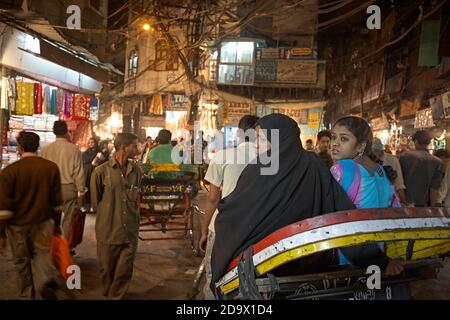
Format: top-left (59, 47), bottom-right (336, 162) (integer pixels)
top-left (255, 59), bottom-right (277, 81)
top-left (400, 98), bottom-right (420, 117)
top-left (442, 91), bottom-right (450, 119)
top-left (429, 95), bottom-right (444, 120)
top-left (414, 108), bottom-right (434, 129)
top-left (261, 48), bottom-right (279, 59)
top-left (223, 102), bottom-right (252, 124)
top-left (371, 115), bottom-right (389, 131)
top-left (277, 60), bottom-right (317, 83)
top-left (89, 105), bottom-right (98, 121)
top-left (290, 47), bottom-right (312, 56)
top-left (140, 115), bottom-right (166, 128)
top-left (164, 94), bottom-right (190, 111)
top-left (308, 111), bottom-right (320, 129)
top-left (299, 109), bottom-right (309, 124)
top-left (276, 108), bottom-right (309, 124)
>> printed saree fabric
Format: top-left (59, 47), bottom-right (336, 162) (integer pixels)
top-left (34, 82), bottom-right (42, 114)
top-left (72, 95), bottom-right (90, 120)
top-left (50, 89), bottom-right (57, 115)
top-left (15, 82), bottom-right (35, 116)
top-left (63, 92), bottom-right (74, 119)
top-left (42, 86), bottom-right (51, 114)
top-left (149, 94), bottom-right (164, 115)
top-left (56, 89), bottom-right (64, 115)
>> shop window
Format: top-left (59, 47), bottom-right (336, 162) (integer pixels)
top-left (218, 41), bottom-right (254, 85)
top-left (128, 50), bottom-right (138, 77)
top-left (155, 39), bottom-right (179, 71)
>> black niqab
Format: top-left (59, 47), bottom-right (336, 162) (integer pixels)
top-left (211, 114), bottom-right (355, 285)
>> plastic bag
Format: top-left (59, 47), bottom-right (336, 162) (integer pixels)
top-left (51, 234), bottom-right (73, 279)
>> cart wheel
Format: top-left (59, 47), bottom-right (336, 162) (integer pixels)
top-left (190, 207), bottom-right (204, 257)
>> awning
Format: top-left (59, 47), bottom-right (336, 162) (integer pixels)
top-left (200, 89), bottom-right (255, 105)
top-left (264, 100), bottom-right (327, 110)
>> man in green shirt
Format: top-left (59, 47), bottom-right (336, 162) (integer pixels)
top-left (148, 129), bottom-right (181, 179)
top-left (90, 133), bottom-right (142, 300)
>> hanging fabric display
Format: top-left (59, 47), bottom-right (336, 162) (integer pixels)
top-left (1, 77), bottom-right (7, 109)
top-left (42, 86), bottom-right (51, 114)
top-left (56, 89), bottom-right (64, 115)
top-left (63, 92), bottom-right (74, 119)
top-left (200, 105), bottom-right (217, 137)
top-left (50, 88), bottom-right (57, 115)
top-left (89, 97), bottom-right (99, 121)
top-left (15, 82), bottom-right (34, 116)
top-left (149, 94), bottom-right (164, 115)
top-left (72, 95), bottom-right (90, 120)
top-left (1, 109), bottom-right (9, 147)
top-left (8, 77), bottom-right (16, 113)
top-left (34, 82), bottom-right (43, 114)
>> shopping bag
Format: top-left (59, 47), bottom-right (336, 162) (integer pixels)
top-left (67, 208), bottom-right (86, 249)
top-left (51, 234), bottom-right (73, 279)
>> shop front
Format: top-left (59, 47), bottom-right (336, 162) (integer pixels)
top-left (258, 100), bottom-right (327, 146)
top-left (1, 73), bottom-right (98, 168)
top-left (0, 25), bottom-right (106, 168)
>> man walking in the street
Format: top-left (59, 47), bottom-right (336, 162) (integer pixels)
top-left (41, 121), bottom-right (86, 244)
top-left (90, 133), bottom-right (142, 300)
top-left (315, 130), bottom-right (333, 168)
top-left (0, 131), bottom-right (62, 299)
top-left (372, 138), bottom-right (408, 205)
top-left (399, 130), bottom-right (443, 207)
top-left (199, 115), bottom-right (259, 299)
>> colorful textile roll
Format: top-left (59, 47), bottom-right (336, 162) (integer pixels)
top-left (50, 89), bottom-right (57, 115)
top-left (15, 82), bottom-right (34, 116)
top-left (34, 82), bottom-right (42, 114)
top-left (42, 86), bottom-right (51, 114)
top-left (72, 94), bottom-right (90, 119)
top-left (63, 92), bottom-right (74, 119)
top-left (56, 89), bottom-right (64, 115)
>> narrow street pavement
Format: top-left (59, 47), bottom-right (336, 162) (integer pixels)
top-left (0, 189), bottom-right (449, 300)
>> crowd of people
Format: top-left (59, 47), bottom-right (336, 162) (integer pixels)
top-left (0, 113), bottom-right (447, 300)
top-left (200, 114), bottom-right (446, 299)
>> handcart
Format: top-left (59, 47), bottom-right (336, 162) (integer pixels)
top-left (139, 163), bottom-right (205, 256)
top-left (215, 207), bottom-right (450, 300)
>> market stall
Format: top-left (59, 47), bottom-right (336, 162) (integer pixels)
top-left (1, 74), bottom-right (97, 167)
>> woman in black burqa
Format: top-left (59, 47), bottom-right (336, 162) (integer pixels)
top-left (211, 114), bottom-right (356, 286)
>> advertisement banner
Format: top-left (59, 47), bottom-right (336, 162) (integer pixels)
top-left (277, 60), bottom-right (317, 83)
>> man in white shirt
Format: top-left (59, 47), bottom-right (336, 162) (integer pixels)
top-left (372, 138), bottom-right (407, 205)
top-left (199, 115), bottom-right (259, 299)
top-left (41, 121), bottom-right (86, 243)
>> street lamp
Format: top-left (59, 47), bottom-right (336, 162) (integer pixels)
top-left (142, 23), bottom-right (153, 31)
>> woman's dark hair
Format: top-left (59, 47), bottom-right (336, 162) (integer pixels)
top-left (333, 116), bottom-right (373, 154)
top-left (17, 131), bottom-right (40, 152)
top-left (333, 116), bottom-right (397, 183)
top-left (156, 129), bottom-right (172, 144)
top-left (53, 120), bottom-right (68, 136)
